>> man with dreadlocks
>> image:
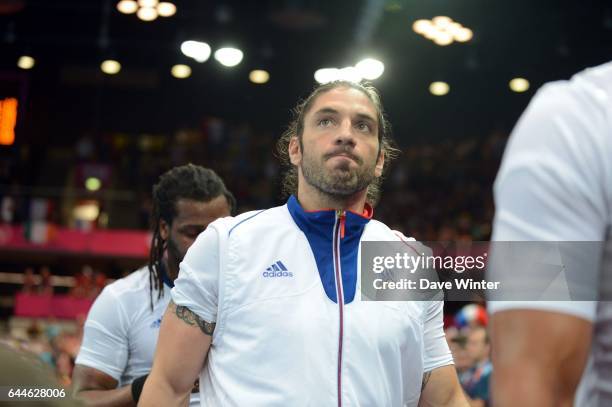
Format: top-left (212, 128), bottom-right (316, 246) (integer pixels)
top-left (72, 164), bottom-right (235, 407)
top-left (141, 82), bottom-right (467, 406)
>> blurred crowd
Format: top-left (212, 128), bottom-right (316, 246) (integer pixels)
top-left (446, 304), bottom-right (492, 406)
top-left (1, 116), bottom-right (507, 239)
top-left (377, 131), bottom-right (506, 242)
top-left (6, 265), bottom-right (106, 384)
top-left (21, 265), bottom-right (107, 299)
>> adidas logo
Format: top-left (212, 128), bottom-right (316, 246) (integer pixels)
top-left (263, 261), bottom-right (293, 278)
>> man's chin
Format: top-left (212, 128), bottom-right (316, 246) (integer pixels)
top-left (327, 159), bottom-right (356, 173)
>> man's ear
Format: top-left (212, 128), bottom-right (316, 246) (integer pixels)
top-left (288, 136), bottom-right (302, 166)
top-left (159, 218), bottom-right (170, 241)
top-left (374, 149), bottom-right (385, 178)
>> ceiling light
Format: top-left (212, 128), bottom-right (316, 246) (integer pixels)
top-left (429, 81), bottom-right (449, 96)
top-left (157, 2), bottom-right (176, 17)
top-left (509, 78), bottom-right (530, 93)
top-left (249, 69), bottom-right (270, 84)
top-left (181, 40), bottom-right (211, 63)
top-left (432, 16), bottom-right (452, 29)
top-left (454, 28), bottom-right (473, 42)
top-left (85, 177), bottom-right (102, 192)
top-left (434, 32), bottom-right (453, 46)
top-left (101, 60), bottom-right (121, 75)
top-left (414, 17), bottom-right (473, 45)
top-left (447, 22), bottom-right (464, 35)
top-left (412, 19), bottom-right (432, 34)
top-left (355, 58), bottom-right (384, 80)
top-left (422, 26), bottom-right (438, 40)
top-left (138, 0), bottom-right (158, 7)
top-left (137, 6), bottom-right (158, 21)
top-left (117, 0), bottom-right (138, 14)
top-left (17, 55), bottom-right (35, 70)
top-left (73, 201), bottom-right (100, 221)
top-left (338, 66), bottom-right (362, 83)
top-left (314, 68), bottom-right (339, 84)
top-left (214, 47), bottom-right (244, 67)
top-left (171, 64), bottom-right (191, 79)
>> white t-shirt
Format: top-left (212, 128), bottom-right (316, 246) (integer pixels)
top-left (76, 266), bottom-right (200, 406)
top-left (489, 61), bottom-right (612, 319)
top-left (489, 61), bottom-right (612, 405)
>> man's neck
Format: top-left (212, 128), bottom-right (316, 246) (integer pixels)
top-left (163, 257), bottom-right (179, 282)
top-left (296, 183), bottom-right (368, 214)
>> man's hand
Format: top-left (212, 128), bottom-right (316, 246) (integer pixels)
top-left (419, 365), bottom-right (470, 407)
top-left (138, 301), bottom-right (214, 407)
top-left (491, 309), bottom-right (592, 407)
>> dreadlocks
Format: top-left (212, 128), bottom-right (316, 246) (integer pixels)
top-left (148, 164), bottom-right (236, 310)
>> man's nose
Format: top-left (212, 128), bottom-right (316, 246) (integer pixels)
top-left (333, 119), bottom-right (356, 146)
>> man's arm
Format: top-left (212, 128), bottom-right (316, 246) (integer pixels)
top-left (138, 301), bottom-right (214, 407)
top-left (72, 365), bottom-right (134, 407)
top-left (72, 283), bottom-right (135, 406)
top-left (491, 309), bottom-right (592, 407)
top-left (419, 365), bottom-right (469, 407)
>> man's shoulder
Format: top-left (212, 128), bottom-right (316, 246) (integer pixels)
top-left (365, 221), bottom-right (434, 259)
top-left (534, 61), bottom-right (612, 127)
top-left (100, 266), bottom-right (151, 299)
top-left (571, 60), bottom-right (612, 98)
top-left (365, 220), bottom-right (419, 242)
top-left (211, 204), bottom-right (290, 236)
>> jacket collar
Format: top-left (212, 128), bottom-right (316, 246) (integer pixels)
top-left (286, 195), bottom-right (372, 236)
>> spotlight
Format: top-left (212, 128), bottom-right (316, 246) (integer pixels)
top-left (101, 60), bottom-right (121, 75)
top-left (314, 68), bottom-right (339, 84)
top-left (432, 16), bottom-right (452, 29)
top-left (214, 47), bottom-right (244, 67)
top-left (171, 64), bottom-right (191, 79)
top-left (433, 32), bottom-right (453, 46)
top-left (249, 69), bottom-right (270, 84)
top-left (355, 58), bottom-right (384, 80)
top-left (17, 55), bottom-right (35, 70)
top-left (429, 81), bottom-right (449, 96)
top-left (137, 6), bottom-right (158, 21)
top-left (454, 28), bottom-right (473, 42)
top-left (337, 66), bottom-right (362, 83)
top-left (117, 0), bottom-right (138, 14)
top-left (181, 41), bottom-right (211, 63)
top-left (509, 78), bottom-right (530, 93)
top-left (85, 177), bottom-right (102, 192)
top-left (157, 2), bottom-right (176, 17)
top-left (138, 0), bottom-right (158, 7)
top-left (412, 19), bottom-right (432, 34)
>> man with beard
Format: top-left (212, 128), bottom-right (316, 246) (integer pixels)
top-left (140, 82), bottom-right (467, 406)
top-left (72, 164), bottom-right (235, 406)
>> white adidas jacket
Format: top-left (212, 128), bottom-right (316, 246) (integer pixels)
top-left (172, 195), bottom-right (453, 407)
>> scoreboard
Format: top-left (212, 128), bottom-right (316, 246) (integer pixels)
top-left (0, 73), bottom-right (27, 146)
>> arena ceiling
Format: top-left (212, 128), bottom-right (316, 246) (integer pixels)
top-left (0, 0), bottom-right (610, 147)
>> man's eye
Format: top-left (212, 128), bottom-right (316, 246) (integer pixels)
top-left (183, 228), bottom-right (205, 239)
top-left (357, 122), bottom-right (372, 132)
top-left (318, 118), bottom-right (333, 127)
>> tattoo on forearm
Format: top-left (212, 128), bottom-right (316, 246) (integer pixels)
top-left (421, 371), bottom-right (432, 392)
top-left (170, 301), bottom-right (216, 336)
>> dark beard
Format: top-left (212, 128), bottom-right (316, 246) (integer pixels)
top-left (301, 151), bottom-right (376, 198)
top-left (165, 237), bottom-right (185, 279)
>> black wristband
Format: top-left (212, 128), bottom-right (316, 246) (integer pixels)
top-left (131, 374), bottom-right (148, 403)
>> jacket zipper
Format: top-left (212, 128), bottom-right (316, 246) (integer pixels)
top-left (333, 210), bottom-right (346, 407)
